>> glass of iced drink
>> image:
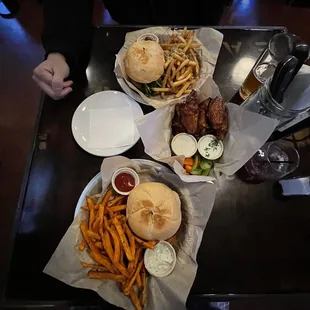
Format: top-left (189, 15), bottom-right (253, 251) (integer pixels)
top-left (238, 140), bottom-right (300, 182)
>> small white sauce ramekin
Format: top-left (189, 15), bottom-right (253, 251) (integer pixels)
top-left (144, 241), bottom-right (176, 278)
top-left (137, 33), bottom-right (159, 43)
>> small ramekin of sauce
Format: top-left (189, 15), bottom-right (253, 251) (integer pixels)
top-left (137, 33), bottom-right (159, 43)
top-left (111, 168), bottom-right (140, 195)
top-left (171, 133), bottom-right (198, 158)
top-left (197, 134), bottom-right (224, 160)
top-left (144, 241), bottom-right (176, 277)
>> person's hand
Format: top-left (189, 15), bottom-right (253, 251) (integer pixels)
top-left (32, 53), bottom-right (73, 100)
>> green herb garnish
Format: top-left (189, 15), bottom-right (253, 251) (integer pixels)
top-left (204, 139), bottom-right (219, 157)
top-left (140, 78), bottom-right (163, 97)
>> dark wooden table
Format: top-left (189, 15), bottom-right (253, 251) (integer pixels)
top-left (3, 25), bottom-right (310, 308)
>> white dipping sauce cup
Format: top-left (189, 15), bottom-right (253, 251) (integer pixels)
top-left (144, 241), bottom-right (176, 278)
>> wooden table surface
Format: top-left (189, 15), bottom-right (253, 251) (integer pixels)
top-left (3, 26), bottom-right (310, 308)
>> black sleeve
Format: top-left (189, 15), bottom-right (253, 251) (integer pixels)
top-left (42, 0), bottom-right (94, 75)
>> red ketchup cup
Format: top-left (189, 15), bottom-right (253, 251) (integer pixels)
top-left (111, 168), bottom-right (140, 195)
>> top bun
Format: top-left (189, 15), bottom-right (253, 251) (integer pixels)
top-left (124, 41), bottom-right (165, 84)
top-left (126, 182), bottom-right (181, 241)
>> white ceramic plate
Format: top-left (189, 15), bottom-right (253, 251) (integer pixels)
top-left (74, 159), bottom-right (171, 217)
top-left (71, 91), bottom-right (143, 156)
top-left (114, 48), bottom-right (150, 106)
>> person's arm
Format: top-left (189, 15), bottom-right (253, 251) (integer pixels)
top-left (42, 0), bottom-right (94, 75)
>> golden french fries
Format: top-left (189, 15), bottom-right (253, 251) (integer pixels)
top-left (171, 66), bottom-right (176, 80)
top-left (176, 80), bottom-right (195, 98)
top-left (172, 73), bottom-right (192, 87)
top-left (183, 31), bottom-right (194, 53)
top-left (164, 59), bottom-right (171, 69)
top-left (147, 27), bottom-right (200, 99)
top-left (174, 59), bottom-right (190, 77)
top-left (79, 185), bottom-right (157, 309)
top-left (177, 35), bottom-right (186, 44)
top-left (160, 43), bottom-right (200, 49)
top-left (181, 26), bottom-right (187, 37)
top-left (151, 87), bottom-right (171, 92)
top-left (177, 67), bottom-right (192, 81)
top-left (188, 60), bottom-right (198, 67)
top-left (172, 53), bottom-right (185, 62)
top-left (189, 48), bottom-right (200, 76)
top-left (162, 59), bottom-right (175, 89)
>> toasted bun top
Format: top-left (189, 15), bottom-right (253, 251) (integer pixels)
top-left (126, 182), bottom-right (181, 241)
top-left (124, 41), bottom-right (165, 84)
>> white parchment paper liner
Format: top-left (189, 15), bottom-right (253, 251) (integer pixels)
top-left (135, 78), bottom-right (280, 183)
top-left (44, 156), bottom-right (217, 310)
top-left (114, 27), bottom-right (223, 108)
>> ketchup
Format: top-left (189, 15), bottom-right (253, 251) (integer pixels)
top-left (114, 173), bottom-right (135, 193)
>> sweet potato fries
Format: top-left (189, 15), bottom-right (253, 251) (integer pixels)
top-left (78, 189), bottom-right (157, 310)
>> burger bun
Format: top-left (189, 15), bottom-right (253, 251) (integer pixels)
top-left (124, 41), bottom-right (165, 84)
top-left (126, 182), bottom-right (181, 241)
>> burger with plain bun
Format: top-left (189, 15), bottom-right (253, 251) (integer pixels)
top-left (126, 182), bottom-right (181, 241)
top-left (124, 41), bottom-right (165, 96)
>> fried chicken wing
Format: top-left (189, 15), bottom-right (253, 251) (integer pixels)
top-left (197, 98), bottom-right (212, 137)
top-left (172, 105), bottom-right (186, 135)
top-left (172, 92), bottom-right (228, 141)
top-left (180, 93), bottom-right (199, 134)
top-left (180, 103), bottom-right (198, 134)
top-left (207, 97), bottom-right (228, 140)
top-left (199, 98), bottom-right (212, 110)
top-left (198, 108), bottom-right (208, 137)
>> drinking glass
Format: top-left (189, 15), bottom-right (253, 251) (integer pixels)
top-left (237, 140), bottom-right (300, 182)
top-left (239, 33), bottom-right (297, 100)
top-left (240, 77), bottom-right (305, 129)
